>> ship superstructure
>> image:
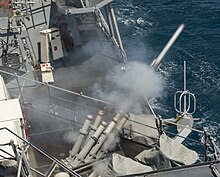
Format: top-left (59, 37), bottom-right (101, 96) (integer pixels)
top-left (0, 0), bottom-right (127, 86)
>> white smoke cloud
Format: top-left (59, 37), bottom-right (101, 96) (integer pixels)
top-left (63, 130), bottom-right (78, 144)
top-left (91, 61), bottom-right (164, 112)
top-left (91, 158), bottom-right (115, 176)
top-left (92, 159), bottom-right (109, 174)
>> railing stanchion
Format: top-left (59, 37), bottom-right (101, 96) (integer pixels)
top-left (204, 130), bottom-right (208, 162)
top-left (80, 92), bottom-right (86, 118)
top-left (47, 84), bottom-right (54, 114)
top-left (15, 73), bottom-right (25, 103)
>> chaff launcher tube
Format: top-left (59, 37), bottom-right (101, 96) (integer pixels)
top-left (68, 115), bottom-right (93, 159)
top-left (114, 110), bottom-right (124, 120)
top-left (97, 113), bottom-right (130, 158)
top-left (72, 121), bottom-right (108, 166)
top-left (85, 108), bottom-right (106, 144)
top-left (85, 117), bottom-right (119, 162)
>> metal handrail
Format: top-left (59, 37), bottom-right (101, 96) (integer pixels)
top-left (127, 117), bottom-right (205, 145)
top-left (0, 69), bottom-right (113, 105)
top-left (117, 160), bottom-right (220, 177)
top-left (0, 127), bottom-right (81, 177)
top-left (94, 8), bottom-right (128, 63)
top-left (162, 119), bottom-right (203, 134)
top-left (1, 68), bottom-right (217, 161)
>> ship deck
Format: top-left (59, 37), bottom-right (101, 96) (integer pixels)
top-left (2, 1), bottom-right (219, 177)
top-left (0, 1), bottom-right (127, 175)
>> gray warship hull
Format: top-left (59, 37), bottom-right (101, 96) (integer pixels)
top-left (1, 0), bottom-right (220, 177)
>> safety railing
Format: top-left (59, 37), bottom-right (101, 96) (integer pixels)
top-left (1, 69), bottom-right (219, 168)
top-left (0, 127), bottom-right (81, 177)
top-left (0, 69), bottom-right (113, 124)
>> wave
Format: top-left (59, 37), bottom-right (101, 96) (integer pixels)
top-left (113, 0), bottom-right (220, 141)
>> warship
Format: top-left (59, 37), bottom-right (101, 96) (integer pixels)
top-left (1, 0), bottom-right (220, 176)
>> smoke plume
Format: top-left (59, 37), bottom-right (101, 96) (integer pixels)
top-left (91, 158), bottom-right (115, 176)
top-left (63, 130), bottom-right (78, 144)
top-left (91, 61), bottom-right (164, 112)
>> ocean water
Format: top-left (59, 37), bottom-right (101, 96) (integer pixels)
top-left (113, 0), bottom-right (220, 144)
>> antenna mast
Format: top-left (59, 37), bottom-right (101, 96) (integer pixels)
top-left (184, 61), bottom-right (187, 114)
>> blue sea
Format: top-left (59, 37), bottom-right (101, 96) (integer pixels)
top-left (113, 0), bottom-right (220, 146)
